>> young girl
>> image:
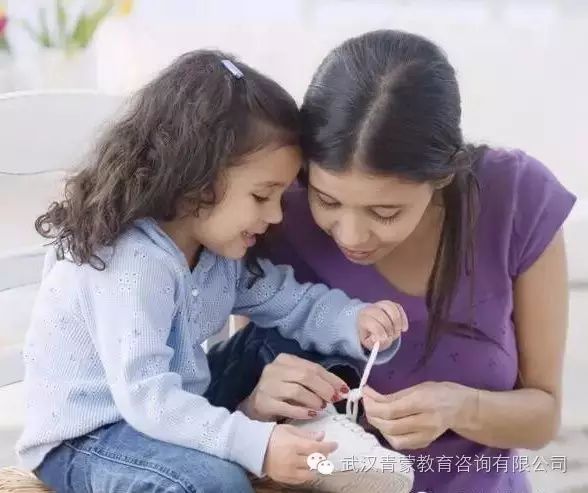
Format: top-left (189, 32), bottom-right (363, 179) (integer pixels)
top-left (16, 50), bottom-right (407, 492)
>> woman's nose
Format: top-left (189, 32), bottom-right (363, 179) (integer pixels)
top-left (333, 214), bottom-right (370, 247)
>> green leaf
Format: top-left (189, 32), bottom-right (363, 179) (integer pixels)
top-left (20, 19), bottom-right (43, 45)
top-left (56, 0), bottom-right (68, 49)
top-left (38, 7), bottom-right (53, 47)
top-left (71, 0), bottom-right (114, 49)
top-left (0, 35), bottom-right (10, 52)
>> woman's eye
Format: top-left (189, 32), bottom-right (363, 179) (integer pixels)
top-left (316, 195), bottom-right (339, 208)
top-left (252, 194), bottom-right (270, 203)
top-left (372, 210), bottom-right (401, 223)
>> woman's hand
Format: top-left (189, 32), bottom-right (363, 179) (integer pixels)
top-left (362, 381), bottom-right (477, 450)
top-left (238, 353), bottom-right (350, 422)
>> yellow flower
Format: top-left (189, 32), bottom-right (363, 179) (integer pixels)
top-left (117, 0), bottom-right (133, 16)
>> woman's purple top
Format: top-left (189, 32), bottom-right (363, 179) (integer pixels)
top-left (267, 148), bottom-right (576, 493)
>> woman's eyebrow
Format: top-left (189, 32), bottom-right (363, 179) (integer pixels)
top-left (310, 184), bottom-right (404, 208)
top-left (256, 181), bottom-right (286, 188)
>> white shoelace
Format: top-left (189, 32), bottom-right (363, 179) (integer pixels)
top-left (345, 341), bottom-right (380, 422)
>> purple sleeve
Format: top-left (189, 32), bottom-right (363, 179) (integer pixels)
top-left (509, 152), bottom-right (576, 277)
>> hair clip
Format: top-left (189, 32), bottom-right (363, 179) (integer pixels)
top-left (221, 59), bottom-right (244, 79)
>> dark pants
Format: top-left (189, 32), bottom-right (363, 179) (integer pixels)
top-left (204, 322), bottom-right (364, 412)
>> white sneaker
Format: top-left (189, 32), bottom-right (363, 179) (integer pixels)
top-left (289, 404), bottom-right (414, 493)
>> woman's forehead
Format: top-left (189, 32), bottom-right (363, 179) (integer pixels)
top-left (308, 164), bottom-right (427, 204)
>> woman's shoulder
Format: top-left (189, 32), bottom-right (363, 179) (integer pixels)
top-left (476, 146), bottom-right (569, 193)
top-left (474, 147), bottom-right (577, 277)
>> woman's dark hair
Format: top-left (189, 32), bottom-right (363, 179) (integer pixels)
top-left (36, 50), bottom-right (300, 273)
top-left (300, 29), bottom-right (492, 363)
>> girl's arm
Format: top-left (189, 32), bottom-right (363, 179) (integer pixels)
top-left (84, 246), bottom-right (276, 476)
top-left (233, 258), bottom-right (400, 363)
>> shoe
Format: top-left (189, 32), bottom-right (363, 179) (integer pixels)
top-left (289, 404), bottom-right (414, 493)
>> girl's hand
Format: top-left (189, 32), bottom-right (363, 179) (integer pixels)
top-left (362, 381), bottom-right (477, 450)
top-left (358, 301), bottom-right (408, 351)
top-left (238, 353), bottom-right (350, 421)
top-left (263, 424), bottom-right (337, 484)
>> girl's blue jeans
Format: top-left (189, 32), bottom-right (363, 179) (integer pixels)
top-left (35, 323), bottom-right (363, 492)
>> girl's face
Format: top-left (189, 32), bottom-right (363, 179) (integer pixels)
top-left (189, 145), bottom-right (302, 259)
top-left (307, 164), bottom-right (436, 265)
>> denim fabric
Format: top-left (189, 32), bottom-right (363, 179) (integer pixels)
top-left (34, 421), bottom-right (254, 493)
top-left (35, 323), bottom-right (363, 492)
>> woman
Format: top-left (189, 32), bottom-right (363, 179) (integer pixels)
top-left (207, 29), bottom-right (576, 492)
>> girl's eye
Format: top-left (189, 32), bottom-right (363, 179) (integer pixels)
top-left (372, 210), bottom-right (401, 223)
top-left (252, 194), bottom-right (270, 203)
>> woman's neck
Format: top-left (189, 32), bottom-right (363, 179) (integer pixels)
top-left (397, 194), bottom-right (444, 254)
top-left (374, 196), bottom-right (444, 297)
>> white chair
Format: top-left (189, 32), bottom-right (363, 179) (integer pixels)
top-left (0, 91), bottom-right (124, 467)
top-left (0, 90), bottom-right (239, 467)
top-left (0, 90), bottom-right (124, 388)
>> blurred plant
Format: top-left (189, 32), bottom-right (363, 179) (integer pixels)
top-left (22, 0), bottom-right (132, 54)
top-left (0, 3), bottom-right (10, 52)
top-left (117, 0), bottom-right (134, 16)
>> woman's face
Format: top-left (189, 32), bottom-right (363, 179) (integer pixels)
top-left (308, 164), bottom-right (436, 265)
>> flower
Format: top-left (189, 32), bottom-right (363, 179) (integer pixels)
top-left (0, 4), bottom-right (10, 52)
top-left (117, 0), bottom-right (134, 16)
top-left (0, 6), bottom-right (7, 36)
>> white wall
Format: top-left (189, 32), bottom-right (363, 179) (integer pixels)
top-left (0, 1), bottom-right (587, 477)
top-left (4, 0), bottom-right (588, 197)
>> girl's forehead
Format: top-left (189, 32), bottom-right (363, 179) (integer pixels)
top-left (229, 145), bottom-right (302, 183)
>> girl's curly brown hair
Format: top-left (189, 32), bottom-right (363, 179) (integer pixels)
top-left (35, 50), bottom-right (300, 270)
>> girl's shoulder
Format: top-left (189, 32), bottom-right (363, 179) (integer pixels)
top-left (51, 219), bottom-right (188, 288)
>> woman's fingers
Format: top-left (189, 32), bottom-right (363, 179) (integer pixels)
top-left (252, 353), bottom-right (352, 423)
top-left (269, 398), bottom-right (322, 420)
top-left (272, 354), bottom-right (347, 403)
top-left (365, 413), bottom-right (424, 436)
top-left (384, 431), bottom-right (434, 451)
top-left (363, 391), bottom-right (419, 420)
top-left (277, 382), bottom-right (325, 411)
top-left (362, 385), bottom-right (391, 401)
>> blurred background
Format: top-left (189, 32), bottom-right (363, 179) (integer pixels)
top-left (0, 1), bottom-right (587, 491)
top-left (1, 0), bottom-right (587, 195)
